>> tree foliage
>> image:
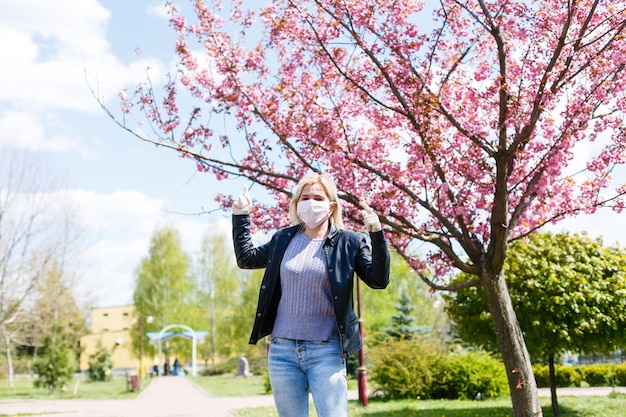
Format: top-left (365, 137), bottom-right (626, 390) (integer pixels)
top-left (384, 291), bottom-right (422, 341)
top-left (131, 226), bottom-right (268, 368)
top-left (0, 147), bottom-right (84, 387)
top-left (361, 252), bottom-right (448, 339)
top-left (444, 231), bottom-right (626, 416)
top-left (29, 260), bottom-right (88, 358)
top-left (33, 324), bottom-right (76, 393)
top-left (132, 226), bottom-right (192, 359)
top-left (445, 231), bottom-right (626, 359)
top-left (87, 340), bottom-right (113, 382)
top-left (194, 233), bottom-right (251, 361)
top-left (103, 1), bottom-right (626, 415)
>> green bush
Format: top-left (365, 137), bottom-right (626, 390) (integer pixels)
top-left (87, 341), bottom-right (113, 382)
top-left (613, 363), bottom-right (626, 386)
top-left (369, 338), bottom-right (508, 400)
top-left (533, 364), bottom-right (549, 388)
top-left (245, 354), bottom-right (268, 376)
top-left (429, 350), bottom-right (509, 400)
top-left (368, 337), bottom-right (441, 399)
top-left (533, 363), bottom-right (581, 388)
top-left (263, 372), bottom-right (272, 394)
top-left (201, 357), bottom-right (238, 376)
top-left (579, 364), bottom-right (615, 387)
top-left (33, 326), bottom-right (77, 393)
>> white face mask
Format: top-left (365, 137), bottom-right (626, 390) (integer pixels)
top-left (297, 200), bottom-right (331, 228)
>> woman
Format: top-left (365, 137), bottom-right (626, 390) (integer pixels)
top-left (232, 173), bottom-right (391, 417)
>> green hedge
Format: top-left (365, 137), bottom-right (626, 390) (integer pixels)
top-left (532, 364), bottom-right (582, 388)
top-left (368, 337), bottom-right (508, 400)
top-left (533, 362), bottom-right (626, 388)
top-left (579, 364), bottom-right (617, 387)
top-left (368, 337), bottom-right (439, 399)
top-left (430, 350), bottom-right (509, 400)
top-left (614, 363), bottom-right (626, 386)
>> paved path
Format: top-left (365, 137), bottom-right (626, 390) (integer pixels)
top-left (1, 377), bottom-right (625, 417)
top-left (0, 376), bottom-right (276, 417)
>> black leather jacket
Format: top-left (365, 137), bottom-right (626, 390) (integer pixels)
top-left (233, 214), bottom-right (391, 357)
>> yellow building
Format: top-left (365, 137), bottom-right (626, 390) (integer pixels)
top-left (79, 305), bottom-right (154, 376)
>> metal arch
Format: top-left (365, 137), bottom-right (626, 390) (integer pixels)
top-left (156, 323), bottom-right (199, 377)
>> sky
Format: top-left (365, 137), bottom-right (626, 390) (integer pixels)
top-left (0, 0), bottom-right (235, 307)
top-left (1, 0), bottom-right (625, 309)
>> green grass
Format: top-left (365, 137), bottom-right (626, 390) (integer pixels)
top-left (189, 375), bottom-right (626, 417)
top-left (191, 374), bottom-right (268, 397)
top-left (231, 393), bottom-right (626, 417)
top-left (0, 376), bottom-right (147, 400)
top-left (189, 374), bottom-right (358, 397)
top-left (2, 375), bottom-right (625, 417)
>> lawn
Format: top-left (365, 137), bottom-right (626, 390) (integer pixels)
top-left (2, 375), bottom-right (625, 417)
top-left (0, 376), bottom-right (146, 400)
top-left (229, 393), bottom-right (626, 417)
top-left (191, 375), bottom-right (626, 417)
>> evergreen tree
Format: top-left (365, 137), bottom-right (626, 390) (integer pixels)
top-left (385, 290), bottom-right (422, 340)
top-left (33, 324), bottom-right (76, 393)
top-left (87, 340), bottom-right (113, 382)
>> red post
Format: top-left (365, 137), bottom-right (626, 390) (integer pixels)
top-left (356, 278), bottom-right (368, 407)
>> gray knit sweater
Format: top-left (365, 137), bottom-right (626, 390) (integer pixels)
top-left (271, 232), bottom-right (340, 341)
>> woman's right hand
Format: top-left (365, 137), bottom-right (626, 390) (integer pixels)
top-left (232, 185), bottom-right (253, 215)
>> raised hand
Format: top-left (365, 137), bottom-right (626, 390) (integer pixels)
top-left (360, 201), bottom-right (382, 232)
top-left (232, 185), bottom-right (253, 215)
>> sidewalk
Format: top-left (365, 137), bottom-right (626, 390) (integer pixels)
top-left (1, 376), bottom-right (624, 417)
top-left (0, 376), bottom-right (275, 417)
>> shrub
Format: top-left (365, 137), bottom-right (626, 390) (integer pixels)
top-left (87, 341), bottom-right (113, 382)
top-left (579, 364), bottom-right (615, 387)
top-left (555, 365), bottom-right (582, 387)
top-left (429, 350), bottom-right (508, 400)
top-left (368, 336), bottom-right (441, 399)
top-left (201, 357), bottom-right (238, 376)
top-left (533, 363), bottom-right (581, 388)
top-left (245, 353), bottom-right (267, 376)
top-left (33, 326), bottom-right (76, 393)
top-left (613, 363), bottom-right (626, 386)
top-left (263, 372), bottom-right (272, 394)
top-left (533, 364), bottom-right (550, 388)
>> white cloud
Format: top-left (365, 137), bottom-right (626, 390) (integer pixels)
top-left (0, 0), bottom-right (164, 116)
top-left (0, 0), bottom-right (108, 109)
top-left (0, 0), bottom-right (170, 155)
top-left (61, 189), bottom-right (229, 307)
top-left (146, 1), bottom-right (171, 19)
top-left (546, 209), bottom-right (626, 248)
top-left (0, 110), bottom-right (82, 150)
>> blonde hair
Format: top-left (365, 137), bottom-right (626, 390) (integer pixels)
top-left (289, 173), bottom-right (344, 229)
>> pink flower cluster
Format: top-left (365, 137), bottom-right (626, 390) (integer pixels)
top-left (118, 0), bottom-right (626, 286)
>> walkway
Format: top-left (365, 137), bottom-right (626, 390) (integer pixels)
top-left (0, 376), bottom-right (275, 417)
top-left (1, 377), bottom-right (624, 417)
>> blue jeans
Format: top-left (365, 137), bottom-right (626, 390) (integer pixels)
top-left (268, 337), bottom-right (348, 417)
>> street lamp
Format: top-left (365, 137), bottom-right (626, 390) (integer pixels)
top-left (356, 276), bottom-right (368, 407)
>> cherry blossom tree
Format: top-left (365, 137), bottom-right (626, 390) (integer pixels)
top-left (102, 1), bottom-right (626, 415)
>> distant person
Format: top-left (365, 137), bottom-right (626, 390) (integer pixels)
top-left (173, 358), bottom-right (179, 376)
top-left (232, 173), bottom-right (391, 417)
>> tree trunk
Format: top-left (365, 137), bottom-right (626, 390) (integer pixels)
top-left (6, 336), bottom-right (14, 389)
top-left (481, 270), bottom-right (543, 417)
top-left (548, 354), bottom-right (561, 417)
